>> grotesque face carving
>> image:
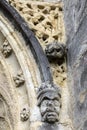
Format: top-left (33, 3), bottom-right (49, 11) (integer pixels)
top-left (40, 97), bottom-right (61, 123)
top-left (45, 42), bottom-right (66, 60)
top-left (37, 82), bottom-right (61, 123)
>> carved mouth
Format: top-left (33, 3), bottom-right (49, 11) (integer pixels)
top-left (46, 113), bottom-right (58, 123)
top-left (42, 112), bottom-right (58, 122)
top-left (47, 112), bottom-right (57, 119)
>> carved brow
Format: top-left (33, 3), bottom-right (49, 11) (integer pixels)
top-left (42, 97), bottom-right (50, 100)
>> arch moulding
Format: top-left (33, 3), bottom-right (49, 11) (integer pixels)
top-left (0, 0), bottom-right (53, 130)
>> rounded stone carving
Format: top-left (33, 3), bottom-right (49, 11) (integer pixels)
top-left (45, 42), bottom-right (66, 62)
top-left (20, 108), bottom-right (30, 122)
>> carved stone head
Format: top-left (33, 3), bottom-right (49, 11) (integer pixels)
top-left (45, 42), bottom-right (66, 60)
top-left (37, 82), bottom-right (61, 123)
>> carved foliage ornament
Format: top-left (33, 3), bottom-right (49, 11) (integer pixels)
top-left (13, 71), bottom-right (25, 87)
top-left (20, 108), bottom-right (30, 122)
top-left (1, 40), bottom-right (12, 58)
top-left (37, 82), bottom-right (61, 123)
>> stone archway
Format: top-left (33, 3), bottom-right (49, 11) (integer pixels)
top-left (0, 1), bottom-right (53, 130)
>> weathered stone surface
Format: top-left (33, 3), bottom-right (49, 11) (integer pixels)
top-left (0, 1), bottom-right (53, 129)
top-left (8, 0), bottom-right (66, 87)
top-left (63, 0), bottom-right (87, 129)
top-left (0, 0), bottom-right (72, 130)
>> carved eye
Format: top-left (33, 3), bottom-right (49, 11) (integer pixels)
top-left (54, 100), bottom-right (60, 107)
top-left (48, 48), bottom-right (54, 53)
top-left (51, 49), bottom-right (56, 53)
top-left (41, 100), bottom-right (48, 106)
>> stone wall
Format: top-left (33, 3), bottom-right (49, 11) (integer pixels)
top-left (0, 1), bottom-right (72, 130)
top-left (8, 0), bottom-right (66, 87)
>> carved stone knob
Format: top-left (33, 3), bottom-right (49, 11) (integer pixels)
top-left (20, 108), bottom-right (29, 122)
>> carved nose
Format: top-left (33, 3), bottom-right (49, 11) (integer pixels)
top-left (48, 101), bottom-right (53, 106)
top-left (56, 48), bottom-right (61, 52)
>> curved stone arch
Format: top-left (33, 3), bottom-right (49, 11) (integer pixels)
top-left (0, 93), bottom-right (14, 130)
top-left (0, 0), bottom-right (53, 130)
top-left (0, 15), bottom-right (38, 105)
top-left (0, 0), bottom-right (53, 83)
top-left (0, 59), bottom-right (18, 130)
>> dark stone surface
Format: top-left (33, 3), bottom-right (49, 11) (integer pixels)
top-left (63, 0), bottom-right (87, 129)
top-left (0, 0), bottom-right (53, 83)
top-left (45, 42), bottom-right (66, 64)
